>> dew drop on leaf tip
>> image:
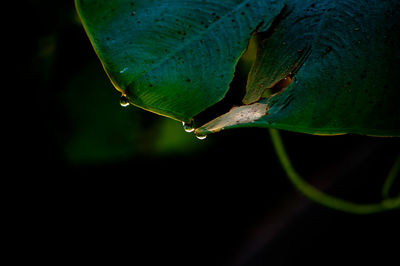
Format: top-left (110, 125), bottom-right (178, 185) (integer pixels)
top-left (120, 95), bottom-right (130, 107)
top-left (196, 134), bottom-right (207, 140)
top-left (182, 121), bottom-right (194, 133)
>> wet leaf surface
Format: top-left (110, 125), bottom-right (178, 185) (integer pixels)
top-left (76, 0), bottom-right (400, 136)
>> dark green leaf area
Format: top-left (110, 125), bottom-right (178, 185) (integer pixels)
top-left (198, 0), bottom-right (400, 136)
top-left (259, 0), bottom-right (400, 136)
top-left (76, 0), bottom-right (285, 122)
top-left (77, 0), bottom-right (400, 136)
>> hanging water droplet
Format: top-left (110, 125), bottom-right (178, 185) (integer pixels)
top-left (182, 121), bottom-right (194, 133)
top-left (196, 134), bottom-right (207, 140)
top-left (120, 95), bottom-right (130, 107)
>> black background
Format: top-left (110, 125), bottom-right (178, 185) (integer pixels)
top-left (15, 1), bottom-right (400, 265)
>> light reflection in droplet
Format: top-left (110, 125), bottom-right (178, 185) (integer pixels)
top-left (120, 95), bottom-right (130, 107)
top-left (182, 121), bottom-right (194, 133)
top-left (196, 134), bottom-right (207, 140)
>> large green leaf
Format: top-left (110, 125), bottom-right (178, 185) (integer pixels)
top-left (196, 0), bottom-right (400, 136)
top-left (75, 0), bottom-right (285, 122)
top-left (76, 0), bottom-right (400, 136)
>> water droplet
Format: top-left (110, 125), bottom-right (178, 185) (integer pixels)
top-left (120, 95), bottom-right (130, 107)
top-left (182, 121), bottom-right (194, 133)
top-left (196, 134), bottom-right (207, 140)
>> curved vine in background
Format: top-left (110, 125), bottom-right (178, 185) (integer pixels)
top-left (269, 129), bottom-right (400, 214)
top-left (382, 155), bottom-right (400, 200)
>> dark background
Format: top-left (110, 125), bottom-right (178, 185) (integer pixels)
top-left (18, 1), bottom-right (399, 265)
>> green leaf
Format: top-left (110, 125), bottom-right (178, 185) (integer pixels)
top-left (75, 0), bottom-right (285, 122)
top-left (197, 0), bottom-right (400, 136)
top-left (77, 0), bottom-right (400, 137)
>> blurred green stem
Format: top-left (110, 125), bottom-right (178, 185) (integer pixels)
top-left (269, 129), bottom-right (400, 214)
top-left (382, 153), bottom-right (400, 199)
